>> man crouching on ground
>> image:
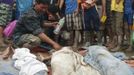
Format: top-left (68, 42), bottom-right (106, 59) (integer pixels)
top-left (12, 0), bottom-right (61, 50)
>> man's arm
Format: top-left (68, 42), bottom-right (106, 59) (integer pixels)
top-left (101, 0), bottom-right (106, 16)
top-left (59, 0), bottom-right (64, 10)
top-left (24, 16), bottom-right (61, 50)
top-left (43, 21), bottom-right (58, 28)
top-left (38, 33), bottom-right (61, 50)
top-left (74, 0), bottom-right (80, 16)
top-left (57, 0), bottom-right (60, 6)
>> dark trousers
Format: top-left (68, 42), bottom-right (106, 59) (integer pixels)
top-left (84, 6), bottom-right (100, 32)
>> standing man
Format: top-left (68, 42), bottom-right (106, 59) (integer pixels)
top-left (81, 0), bottom-right (101, 45)
top-left (100, 0), bottom-right (114, 46)
top-left (123, 0), bottom-right (133, 51)
top-left (59, 0), bottom-right (83, 47)
top-left (104, 0), bottom-right (114, 48)
top-left (0, 0), bottom-right (14, 49)
top-left (110, 0), bottom-right (124, 51)
top-left (12, 0), bottom-right (61, 50)
top-left (16, 0), bottom-right (34, 19)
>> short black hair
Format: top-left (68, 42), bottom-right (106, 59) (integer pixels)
top-left (36, 0), bottom-right (50, 5)
top-left (48, 5), bottom-right (59, 14)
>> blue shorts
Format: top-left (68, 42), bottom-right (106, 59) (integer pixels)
top-left (84, 6), bottom-right (100, 31)
top-left (124, 13), bottom-right (133, 25)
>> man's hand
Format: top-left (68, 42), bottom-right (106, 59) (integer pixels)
top-left (52, 22), bottom-right (58, 28)
top-left (81, 3), bottom-right (91, 9)
top-left (52, 43), bottom-right (62, 50)
top-left (101, 11), bottom-right (106, 18)
top-left (38, 33), bottom-right (62, 50)
top-left (74, 8), bottom-right (79, 16)
top-left (43, 22), bottom-right (58, 28)
top-left (48, 15), bottom-right (56, 21)
top-left (78, 50), bottom-right (87, 56)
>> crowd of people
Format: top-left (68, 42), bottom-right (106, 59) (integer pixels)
top-left (0, 0), bottom-right (134, 54)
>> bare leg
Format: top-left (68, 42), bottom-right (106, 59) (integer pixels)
top-left (0, 27), bottom-right (5, 46)
top-left (73, 31), bottom-right (82, 47)
top-left (126, 25), bottom-right (132, 51)
top-left (0, 26), bottom-right (7, 53)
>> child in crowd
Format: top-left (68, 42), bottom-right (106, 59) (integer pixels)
top-left (59, 0), bottom-right (83, 47)
top-left (104, 0), bottom-right (113, 47)
top-left (81, 0), bottom-right (101, 45)
top-left (123, 0), bottom-right (133, 51)
top-left (110, 0), bottom-right (124, 51)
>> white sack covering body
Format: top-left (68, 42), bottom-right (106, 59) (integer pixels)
top-left (12, 48), bottom-right (48, 75)
top-left (51, 47), bottom-right (100, 75)
top-left (84, 45), bottom-right (134, 75)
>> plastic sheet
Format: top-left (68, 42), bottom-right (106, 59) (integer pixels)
top-left (84, 45), bottom-right (134, 75)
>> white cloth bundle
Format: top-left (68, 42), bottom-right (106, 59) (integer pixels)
top-left (12, 48), bottom-right (48, 75)
top-left (51, 47), bottom-right (100, 75)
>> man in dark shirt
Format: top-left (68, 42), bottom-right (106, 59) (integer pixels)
top-left (12, 0), bottom-right (61, 50)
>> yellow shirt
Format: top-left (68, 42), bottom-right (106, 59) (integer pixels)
top-left (111, 0), bottom-right (124, 12)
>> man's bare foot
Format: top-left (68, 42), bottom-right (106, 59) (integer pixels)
top-left (110, 45), bottom-right (121, 52)
top-left (0, 45), bottom-right (8, 56)
top-left (125, 46), bottom-right (132, 52)
top-left (78, 48), bottom-right (87, 56)
top-left (107, 43), bottom-right (116, 49)
top-left (1, 46), bottom-right (13, 60)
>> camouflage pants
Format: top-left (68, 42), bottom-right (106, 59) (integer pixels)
top-left (0, 3), bottom-right (12, 27)
top-left (16, 34), bottom-right (41, 48)
top-left (111, 11), bottom-right (123, 35)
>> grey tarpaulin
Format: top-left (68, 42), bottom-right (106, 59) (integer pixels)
top-left (84, 45), bottom-right (134, 75)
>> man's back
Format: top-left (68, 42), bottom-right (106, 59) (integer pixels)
top-left (12, 8), bottom-right (44, 44)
